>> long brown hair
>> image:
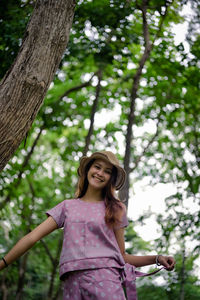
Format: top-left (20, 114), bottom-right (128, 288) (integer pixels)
top-left (75, 159), bottom-right (123, 228)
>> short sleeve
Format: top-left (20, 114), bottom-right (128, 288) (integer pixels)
top-left (46, 201), bottom-right (66, 228)
top-left (114, 203), bottom-right (129, 229)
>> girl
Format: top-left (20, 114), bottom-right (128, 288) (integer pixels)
top-left (0, 151), bottom-right (175, 299)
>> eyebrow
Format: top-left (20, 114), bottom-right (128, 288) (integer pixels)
top-left (95, 162), bottom-right (112, 171)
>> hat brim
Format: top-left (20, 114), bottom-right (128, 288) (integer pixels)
top-left (77, 152), bottom-right (126, 190)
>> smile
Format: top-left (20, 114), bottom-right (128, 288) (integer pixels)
top-left (93, 175), bottom-right (104, 182)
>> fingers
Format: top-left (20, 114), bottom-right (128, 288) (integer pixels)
top-left (167, 256), bottom-right (176, 271)
top-left (159, 255), bottom-right (176, 271)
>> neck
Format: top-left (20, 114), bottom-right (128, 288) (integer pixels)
top-left (81, 186), bottom-right (104, 202)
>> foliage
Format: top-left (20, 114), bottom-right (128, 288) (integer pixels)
top-left (0, 0), bottom-right (199, 298)
top-left (0, 0), bottom-right (34, 79)
top-left (137, 251), bottom-right (200, 300)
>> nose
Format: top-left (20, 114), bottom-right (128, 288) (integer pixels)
top-left (96, 169), bottom-right (104, 177)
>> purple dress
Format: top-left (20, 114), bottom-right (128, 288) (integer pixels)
top-left (46, 198), bottom-right (163, 299)
top-left (46, 198), bottom-right (128, 280)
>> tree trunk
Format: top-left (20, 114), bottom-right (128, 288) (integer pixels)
top-left (0, 0), bottom-right (76, 171)
top-left (48, 234), bottom-right (63, 299)
top-left (0, 268), bottom-right (9, 300)
top-left (15, 183), bottom-right (36, 299)
top-left (52, 283), bottom-right (63, 300)
top-left (15, 253), bottom-right (29, 300)
top-left (119, 0), bottom-right (170, 207)
top-left (119, 1), bottom-right (152, 207)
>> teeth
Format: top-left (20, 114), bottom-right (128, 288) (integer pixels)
top-left (93, 176), bottom-right (103, 182)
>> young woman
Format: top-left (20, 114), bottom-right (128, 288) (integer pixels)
top-left (0, 151), bottom-right (175, 299)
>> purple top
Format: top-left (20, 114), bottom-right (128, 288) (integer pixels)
top-left (46, 198), bottom-right (128, 279)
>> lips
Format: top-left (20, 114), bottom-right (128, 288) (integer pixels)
top-left (93, 175), bottom-right (104, 183)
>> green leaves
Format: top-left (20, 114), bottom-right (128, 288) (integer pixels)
top-left (0, 0), bottom-right (33, 79)
top-left (0, 0), bottom-right (199, 298)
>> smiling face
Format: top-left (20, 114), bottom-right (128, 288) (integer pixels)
top-left (87, 159), bottom-right (113, 190)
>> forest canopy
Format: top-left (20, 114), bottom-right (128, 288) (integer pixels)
top-left (0, 0), bottom-right (199, 299)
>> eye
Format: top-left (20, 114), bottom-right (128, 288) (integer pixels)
top-left (94, 164), bottom-right (100, 169)
top-left (105, 169), bottom-right (112, 175)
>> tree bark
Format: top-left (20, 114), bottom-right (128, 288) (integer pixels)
top-left (0, 0), bottom-right (76, 171)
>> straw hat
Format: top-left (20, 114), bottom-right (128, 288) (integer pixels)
top-left (77, 151), bottom-right (126, 190)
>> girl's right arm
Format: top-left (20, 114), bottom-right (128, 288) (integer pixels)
top-left (0, 216), bottom-right (58, 270)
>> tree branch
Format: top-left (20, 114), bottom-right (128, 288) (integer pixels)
top-left (0, 125), bottom-right (44, 210)
top-left (40, 239), bottom-right (55, 265)
top-left (59, 72), bottom-right (98, 100)
top-left (152, 1), bottom-right (172, 44)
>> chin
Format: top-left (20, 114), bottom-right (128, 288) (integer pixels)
top-left (90, 180), bottom-right (106, 190)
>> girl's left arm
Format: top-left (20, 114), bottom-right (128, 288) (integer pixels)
top-left (114, 227), bottom-right (175, 271)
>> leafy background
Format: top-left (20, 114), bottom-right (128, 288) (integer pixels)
top-left (0, 0), bottom-right (199, 299)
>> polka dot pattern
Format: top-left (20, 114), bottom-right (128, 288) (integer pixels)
top-left (46, 198), bottom-right (128, 279)
top-left (63, 268), bottom-right (126, 300)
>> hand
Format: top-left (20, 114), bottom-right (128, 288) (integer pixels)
top-left (158, 255), bottom-right (176, 271)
